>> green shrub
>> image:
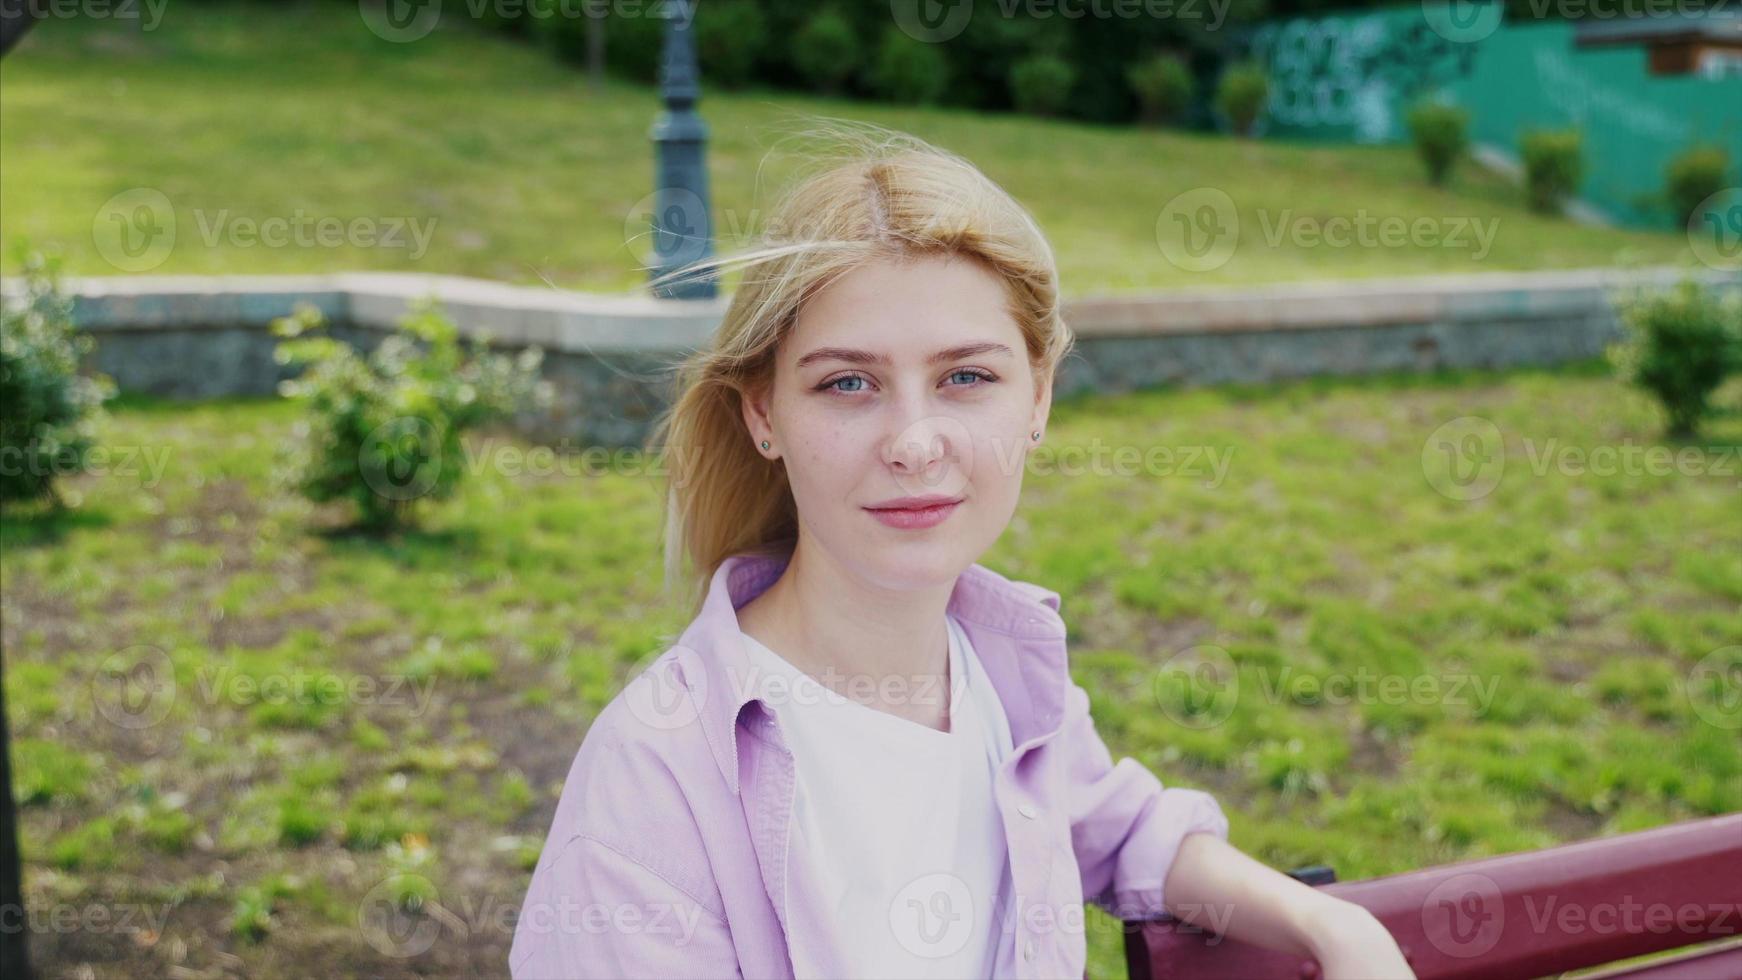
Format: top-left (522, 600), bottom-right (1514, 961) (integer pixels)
top-left (272, 299), bottom-right (549, 530)
top-left (696, 1), bottom-right (767, 89)
top-left (1665, 144), bottom-right (1732, 228)
top-left (0, 246), bottom-right (115, 503)
top-left (1126, 53), bottom-right (1193, 126)
top-left (866, 27), bottom-right (948, 105)
top-left (1215, 60), bottom-right (1268, 137)
top-left (1405, 100), bottom-right (1470, 186)
top-left (1607, 279), bottom-right (1742, 437)
top-left (1009, 53), bottom-right (1075, 117)
top-left (1520, 129), bottom-right (1584, 214)
top-left (468, 0), bottom-right (530, 36)
top-left (532, 0), bottom-right (662, 82)
top-left (791, 9), bottom-right (860, 95)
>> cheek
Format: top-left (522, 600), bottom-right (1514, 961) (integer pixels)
top-left (966, 428), bottom-right (1030, 506)
top-left (784, 422), bottom-right (863, 490)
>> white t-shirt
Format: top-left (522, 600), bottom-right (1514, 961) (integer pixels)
top-left (739, 613), bottom-right (1016, 979)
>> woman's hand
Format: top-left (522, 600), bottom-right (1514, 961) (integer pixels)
top-left (1304, 899), bottom-right (1417, 980)
top-left (1160, 834), bottom-right (1419, 978)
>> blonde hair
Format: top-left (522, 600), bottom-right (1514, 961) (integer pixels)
top-left (645, 122), bottom-right (1076, 615)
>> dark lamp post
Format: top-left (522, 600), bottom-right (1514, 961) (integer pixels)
top-left (647, 2), bottom-right (716, 300)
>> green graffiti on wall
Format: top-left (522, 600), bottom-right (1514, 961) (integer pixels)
top-left (1248, 6), bottom-right (1742, 228)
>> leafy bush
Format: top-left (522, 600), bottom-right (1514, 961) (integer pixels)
top-left (474, 0), bottom-right (1266, 124)
top-left (1009, 53), bottom-right (1075, 117)
top-left (530, 0), bottom-right (662, 82)
top-left (1405, 100), bottom-right (1470, 186)
top-left (272, 299), bottom-right (550, 530)
top-left (1215, 61), bottom-right (1268, 137)
top-left (1127, 53), bottom-right (1193, 126)
top-left (696, 1), bottom-right (767, 89)
top-left (791, 8), bottom-right (860, 95)
top-left (1665, 144), bottom-right (1732, 228)
top-left (0, 246), bottom-right (115, 503)
top-left (1520, 129), bottom-right (1584, 214)
top-left (1607, 279), bottom-right (1742, 437)
top-left (866, 27), bottom-right (948, 105)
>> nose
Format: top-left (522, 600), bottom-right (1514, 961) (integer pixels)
top-left (882, 413), bottom-right (952, 476)
top-left (882, 401), bottom-right (978, 495)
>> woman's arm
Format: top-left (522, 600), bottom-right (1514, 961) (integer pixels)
top-left (1161, 832), bottom-right (1416, 979)
top-left (510, 833), bottom-right (742, 979)
top-left (1054, 677), bottom-right (1413, 978)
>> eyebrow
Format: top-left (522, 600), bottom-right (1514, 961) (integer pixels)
top-left (794, 341), bottom-right (1016, 370)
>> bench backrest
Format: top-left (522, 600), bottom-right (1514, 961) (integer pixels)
top-left (1125, 813), bottom-right (1742, 980)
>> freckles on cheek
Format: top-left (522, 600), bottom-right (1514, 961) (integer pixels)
top-left (797, 426), bottom-right (843, 463)
top-left (787, 430), bottom-right (848, 485)
top-left (971, 436), bottom-right (1023, 491)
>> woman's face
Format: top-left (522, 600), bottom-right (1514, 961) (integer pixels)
top-left (742, 252), bottom-right (1052, 591)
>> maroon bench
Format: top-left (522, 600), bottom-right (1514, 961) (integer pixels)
top-left (1125, 813), bottom-right (1742, 980)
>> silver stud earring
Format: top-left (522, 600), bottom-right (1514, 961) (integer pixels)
top-left (761, 440), bottom-right (771, 450)
top-left (1031, 431), bottom-right (1041, 441)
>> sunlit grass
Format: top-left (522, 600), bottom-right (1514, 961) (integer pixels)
top-left (4, 361), bottom-right (1737, 976)
top-left (0, 3), bottom-right (1698, 296)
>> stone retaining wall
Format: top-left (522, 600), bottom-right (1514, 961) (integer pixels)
top-left (37, 267), bottom-right (1739, 447)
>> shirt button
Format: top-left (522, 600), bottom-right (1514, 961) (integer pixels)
top-left (1024, 938), bottom-right (1037, 961)
top-left (1018, 803), bottom-right (1038, 820)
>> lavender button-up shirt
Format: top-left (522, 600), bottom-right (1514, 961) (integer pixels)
top-left (509, 550), bottom-right (1229, 979)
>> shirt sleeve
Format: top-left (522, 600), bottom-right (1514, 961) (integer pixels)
top-left (1058, 680), bottom-right (1230, 922)
top-left (509, 834), bottom-right (743, 980)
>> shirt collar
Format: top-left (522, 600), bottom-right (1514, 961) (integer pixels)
top-left (676, 548), bottom-right (1070, 795)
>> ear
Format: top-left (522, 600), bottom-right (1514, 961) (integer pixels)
top-left (740, 377), bottom-right (778, 459)
top-left (1029, 367), bottom-right (1054, 444)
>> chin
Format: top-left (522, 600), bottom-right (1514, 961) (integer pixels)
top-left (850, 523), bottom-right (988, 593)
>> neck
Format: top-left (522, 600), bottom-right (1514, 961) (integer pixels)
top-left (737, 538), bottom-right (956, 719)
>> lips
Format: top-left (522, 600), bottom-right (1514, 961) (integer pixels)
top-left (863, 496), bottom-right (963, 530)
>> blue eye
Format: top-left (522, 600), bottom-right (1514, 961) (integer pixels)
top-left (814, 369), bottom-right (997, 395)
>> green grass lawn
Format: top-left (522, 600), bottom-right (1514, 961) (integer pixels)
top-left (4, 364), bottom-right (1738, 978)
top-left (0, 3), bottom-right (1701, 296)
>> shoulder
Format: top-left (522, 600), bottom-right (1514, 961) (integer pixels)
top-left (959, 561), bottom-right (1067, 638)
top-left (540, 645), bottom-right (734, 905)
top-left (965, 559), bottom-right (1062, 610)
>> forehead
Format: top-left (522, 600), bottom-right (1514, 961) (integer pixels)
top-left (785, 253), bottom-right (1020, 362)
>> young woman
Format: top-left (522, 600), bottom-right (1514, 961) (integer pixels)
top-left (510, 129), bottom-right (1415, 979)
